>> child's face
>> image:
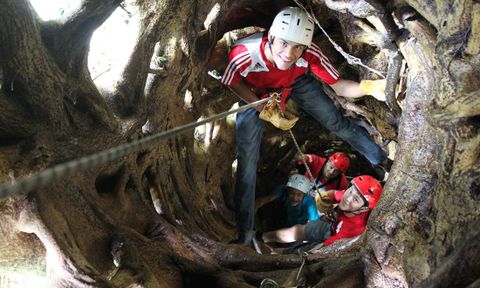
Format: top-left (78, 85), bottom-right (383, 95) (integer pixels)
top-left (269, 37), bottom-right (307, 70)
top-left (338, 185), bottom-right (368, 212)
top-left (287, 188), bottom-right (305, 206)
top-left (323, 160), bottom-right (341, 179)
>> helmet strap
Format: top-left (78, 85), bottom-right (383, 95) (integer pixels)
top-left (267, 36), bottom-right (277, 69)
top-left (341, 206), bottom-right (369, 215)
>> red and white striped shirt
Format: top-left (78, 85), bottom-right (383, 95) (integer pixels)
top-left (221, 33), bottom-right (340, 89)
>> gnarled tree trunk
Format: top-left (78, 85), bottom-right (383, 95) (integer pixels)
top-left (0, 0), bottom-right (478, 287)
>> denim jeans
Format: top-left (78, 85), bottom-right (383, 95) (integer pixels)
top-left (234, 74), bottom-right (386, 233)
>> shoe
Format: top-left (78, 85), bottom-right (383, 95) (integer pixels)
top-left (372, 164), bottom-right (389, 182)
top-left (380, 158), bottom-right (393, 172)
top-left (372, 158), bottom-right (393, 181)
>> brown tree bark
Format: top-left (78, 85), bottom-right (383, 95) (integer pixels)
top-left (363, 1), bottom-right (480, 287)
top-left (0, 0), bottom-right (478, 287)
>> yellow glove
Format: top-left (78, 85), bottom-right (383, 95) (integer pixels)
top-left (259, 101), bottom-right (299, 130)
top-left (314, 192), bottom-right (334, 214)
top-left (359, 79), bottom-right (386, 101)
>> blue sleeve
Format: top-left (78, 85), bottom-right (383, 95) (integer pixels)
top-left (305, 196), bottom-right (319, 221)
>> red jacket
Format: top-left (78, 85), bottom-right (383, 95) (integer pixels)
top-left (323, 190), bottom-right (370, 245)
top-left (302, 154), bottom-right (349, 191)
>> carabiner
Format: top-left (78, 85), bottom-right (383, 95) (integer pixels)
top-left (270, 92), bottom-right (282, 103)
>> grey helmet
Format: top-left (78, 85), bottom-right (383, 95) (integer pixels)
top-left (286, 174), bottom-right (311, 194)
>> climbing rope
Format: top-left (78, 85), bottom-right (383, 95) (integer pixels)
top-left (295, 250), bottom-right (308, 282)
top-left (0, 96), bottom-right (273, 200)
top-left (293, 0), bottom-right (386, 78)
top-left (268, 94), bottom-right (323, 197)
top-left (287, 128), bottom-right (323, 196)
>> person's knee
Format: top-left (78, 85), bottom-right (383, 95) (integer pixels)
top-left (324, 116), bottom-right (350, 133)
top-left (293, 224), bottom-right (306, 241)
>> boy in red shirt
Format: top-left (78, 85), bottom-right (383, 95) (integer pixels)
top-left (294, 151), bottom-right (350, 194)
top-left (224, 6), bottom-right (388, 245)
top-left (260, 175), bottom-right (383, 248)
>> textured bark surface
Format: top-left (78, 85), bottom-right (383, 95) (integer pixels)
top-left (0, 0), bottom-right (478, 287)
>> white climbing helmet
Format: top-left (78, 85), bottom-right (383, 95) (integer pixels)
top-left (269, 6), bottom-right (314, 46)
top-left (286, 174), bottom-right (310, 194)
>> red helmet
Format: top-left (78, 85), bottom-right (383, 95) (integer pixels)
top-left (329, 152), bottom-right (350, 173)
top-left (351, 175), bottom-right (383, 209)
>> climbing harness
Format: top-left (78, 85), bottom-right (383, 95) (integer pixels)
top-left (259, 92), bottom-right (299, 130)
top-left (0, 94), bottom-right (274, 200)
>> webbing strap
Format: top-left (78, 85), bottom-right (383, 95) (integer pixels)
top-left (0, 96), bottom-right (273, 200)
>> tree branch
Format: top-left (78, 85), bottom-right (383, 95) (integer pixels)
top-left (430, 90), bottom-right (480, 123)
top-left (466, 3), bottom-right (480, 56)
top-left (395, 7), bottom-right (437, 61)
top-left (41, 0), bottom-right (122, 74)
top-left (39, 0), bottom-right (121, 129)
top-left (324, 0), bottom-right (378, 18)
top-left (0, 91), bottom-right (35, 140)
top-left (110, 2), bottom-right (166, 117)
top-left (385, 49), bottom-right (403, 120)
top-left (405, 0), bottom-right (439, 29)
top-left (0, 0), bottom-right (69, 129)
top-left (184, 230), bottom-right (303, 271)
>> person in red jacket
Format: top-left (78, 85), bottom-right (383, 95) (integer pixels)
top-left (294, 151), bottom-right (350, 196)
top-left (260, 175), bottom-right (383, 248)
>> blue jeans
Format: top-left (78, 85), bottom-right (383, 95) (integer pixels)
top-left (234, 74), bottom-right (386, 233)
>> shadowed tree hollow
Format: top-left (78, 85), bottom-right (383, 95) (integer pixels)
top-left (0, 0), bottom-right (479, 287)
